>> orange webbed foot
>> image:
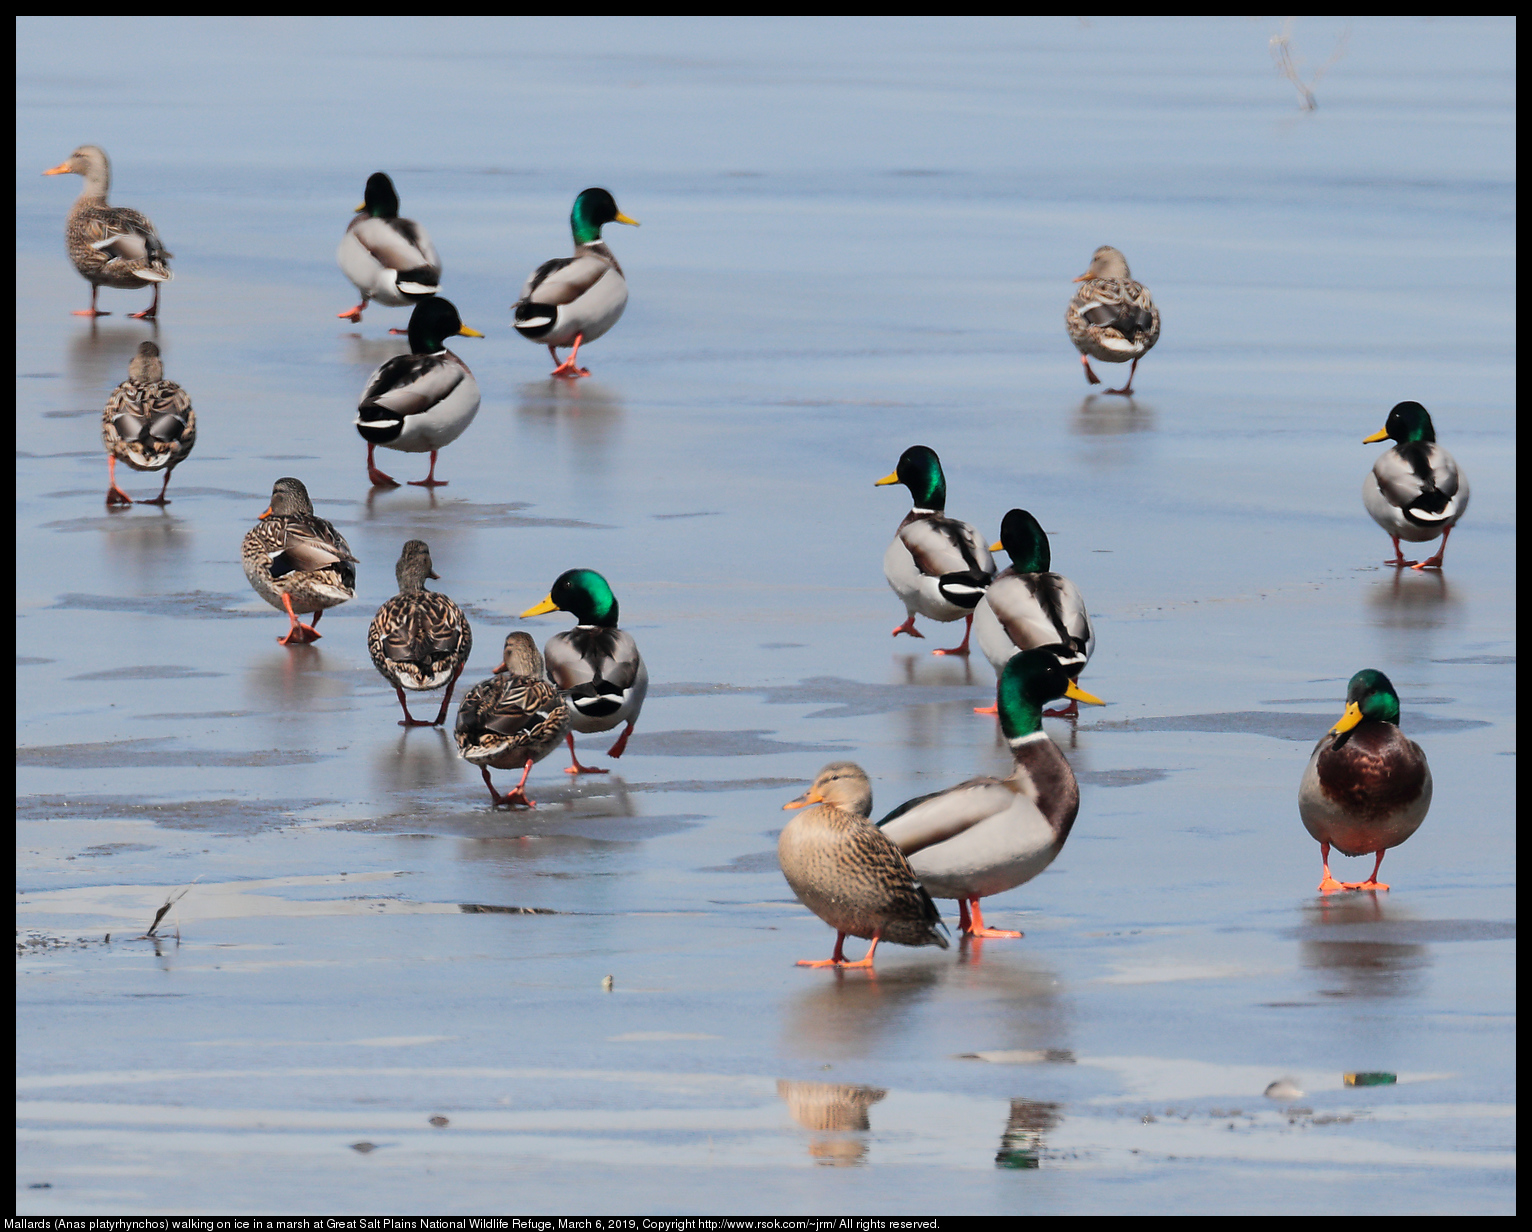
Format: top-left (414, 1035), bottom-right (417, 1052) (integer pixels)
top-left (1341, 879), bottom-right (1390, 892)
top-left (973, 704), bottom-right (998, 715)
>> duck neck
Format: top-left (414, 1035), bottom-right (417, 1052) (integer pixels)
top-left (1008, 733), bottom-right (1080, 838)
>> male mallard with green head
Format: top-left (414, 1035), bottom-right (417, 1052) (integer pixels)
top-left (1362, 401), bottom-right (1469, 570)
top-left (973, 508), bottom-right (1094, 718)
top-left (241, 478), bottom-right (358, 645)
top-left (336, 171), bottom-right (441, 324)
top-left (101, 341), bottom-right (195, 506)
top-left (355, 297), bottom-right (484, 488)
top-left (44, 145), bottom-right (172, 319)
top-left (878, 650), bottom-right (1104, 938)
top-left (779, 762), bottom-right (949, 969)
top-left (368, 540), bottom-right (473, 728)
top-left (512, 188), bottom-right (639, 378)
top-left (1299, 670), bottom-right (1431, 893)
top-left (1066, 245), bottom-right (1159, 396)
top-left (875, 445), bottom-right (996, 655)
top-left (521, 569), bottom-right (648, 775)
top-left (455, 632), bottom-right (570, 808)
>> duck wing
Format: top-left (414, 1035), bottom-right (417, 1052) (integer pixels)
top-left (987, 572), bottom-right (1093, 668)
top-left (898, 513), bottom-right (995, 608)
top-left (346, 215), bottom-right (440, 279)
top-left (81, 205), bottom-right (173, 273)
top-left (268, 516), bottom-right (357, 584)
top-left (545, 628), bottom-right (644, 721)
top-left (1373, 443), bottom-right (1466, 527)
top-left (517, 253), bottom-right (612, 307)
top-left (877, 777), bottom-right (1017, 855)
top-left (359, 352), bottom-right (467, 421)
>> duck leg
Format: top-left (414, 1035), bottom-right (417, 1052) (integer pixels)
top-left (1341, 851), bottom-right (1390, 892)
top-left (366, 442), bottom-right (400, 488)
top-left (105, 456), bottom-right (134, 506)
top-left (891, 614), bottom-right (925, 639)
top-left (73, 284), bottom-right (109, 317)
top-left (337, 298), bottom-right (367, 323)
top-left (1102, 357), bottom-right (1138, 397)
top-left (277, 594), bottom-right (321, 645)
top-left (1042, 692), bottom-right (1080, 719)
top-left (1411, 526), bottom-right (1453, 572)
top-left (563, 731), bottom-right (609, 775)
top-left (1383, 536), bottom-right (1419, 568)
top-left (549, 333), bottom-right (590, 379)
top-left (127, 283), bottom-right (160, 321)
top-left (932, 613), bottom-right (975, 656)
top-left (394, 686), bottom-right (434, 728)
top-left (407, 450), bottom-right (448, 488)
top-left (1080, 354), bottom-right (1100, 385)
top-left (797, 929), bottom-right (880, 969)
top-left (1317, 842), bottom-right (1346, 893)
top-left (961, 898), bottom-right (1023, 939)
top-left (430, 663), bottom-right (464, 727)
top-left (139, 468), bottom-right (174, 506)
top-left (490, 758), bottom-right (538, 809)
top-left (606, 720), bottom-right (636, 759)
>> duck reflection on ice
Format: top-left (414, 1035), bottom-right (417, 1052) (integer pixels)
top-left (244, 644), bottom-right (343, 712)
top-left (374, 725), bottom-right (456, 794)
top-left (781, 963), bottom-right (940, 1058)
top-left (68, 321), bottom-right (152, 401)
top-left (1298, 894), bottom-right (1428, 999)
top-left (1072, 395), bottom-right (1155, 436)
top-left (776, 1079), bottom-right (886, 1166)
top-left (995, 1098), bottom-right (1062, 1169)
top-left (1366, 569), bottom-right (1458, 632)
top-left (516, 380), bottom-right (623, 476)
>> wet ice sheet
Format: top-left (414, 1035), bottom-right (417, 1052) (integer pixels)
top-left (16, 15), bottom-right (1516, 1215)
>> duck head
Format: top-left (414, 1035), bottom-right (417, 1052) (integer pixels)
top-left (407, 296), bottom-right (483, 355)
top-left (783, 762), bottom-right (873, 818)
top-left (521, 568), bottom-right (619, 627)
top-left (1329, 669), bottom-right (1401, 747)
top-left (1364, 402), bottom-right (1436, 446)
top-left (997, 648), bottom-right (1104, 742)
top-left (1073, 245), bottom-right (1131, 282)
top-left (259, 477), bottom-right (315, 520)
top-left (571, 188), bottom-right (640, 246)
top-left (394, 539), bottom-right (439, 592)
top-left (357, 172), bottom-right (401, 219)
top-left (875, 445), bottom-right (947, 511)
top-left (492, 630), bottom-right (546, 677)
top-left (991, 508), bottom-right (1050, 573)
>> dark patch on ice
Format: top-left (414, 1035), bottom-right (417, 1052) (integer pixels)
top-left (78, 843), bottom-right (156, 857)
top-left (650, 677), bottom-right (987, 719)
top-left (133, 711), bottom-right (257, 721)
top-left (1075, 768), bottom-right (1170, 788)
top-left (16, 739), bottom-right (324, 769)
top-left (42, 409), bottom-right (99, 419)
top-left (458, 903), bottom-right (560, 914)
top-left (651, 511), bottom-right (721, 520)
top-left (620, 729), bottom-right (853, 757)
top-left (760, 643), bottom-right (805, 649)
top-left (699, 850), bottom-right (780, 874)
top-left (1085, 711), bottom-right (1490, 742)
top-left (1261, 697), bottom-right (1454, 706)
top-left (259, 455), bottom-right (319, 461)
top-left (363, 499), bottom-right (610, 530)
top-left (15, 794), bottom-right (334, 834)
top-left (45, 487), bottom-right (263, 500)
top-left (626, 777), bottom-right (802, 794)
top-left (50, 592), bottom-right (267, 619)
top-left (1285, 919), bottom-right (1514, 944)
top-left (70, 665), bottom-right (226, 681)
top-left (17, 657), bottom-right (55, 666)
top-left (19, 372), bottom-right (61, 379)
top-left (1432, 654), bottom-right (1515, 665)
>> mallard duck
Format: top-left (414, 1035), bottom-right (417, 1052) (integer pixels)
top-left (1362, 401), bottom-right (1469, 570)
top-left (973, 508), bottom-right (1095, 718)
top-left (1299, 669), bottom-right (1431, 893)
top-left (512, 187), bottom-right (639, 378)
top-left (520, 569), bottom-right (648, 775)
top-left (355, 297), bottom-right (484, 488)
top-left (241, 477), bottom-right (358, 645)
top-left (779, 762), bottom-right (949, 969)
top-left (454, 631), bottom-right (570, 808)
top-left (878, 650), bottom-right (1104, 938)
top-left (367, 540), bottom-right (473, 728)
top-left (44, 145), bottom-right (172, 319)
top-left (100, 341), bottom-right (195, 506)
top-left (875, 445), bottom-right (996, 655)
top-left (1066, 245), bottom-right (1159, 396)
top-left (336, 171), bottom-right (442, 324)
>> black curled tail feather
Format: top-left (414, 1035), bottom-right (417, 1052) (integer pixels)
top-left (918, 884), bottom-right (950, 949)
top-left (938, 570), bottom-right (991, 611)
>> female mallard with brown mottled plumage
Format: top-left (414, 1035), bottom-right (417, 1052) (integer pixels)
top-left (368, 540), bottom-right (473, 728)
top-left (875, 445), bottom-right (996, 656)
top-left (44, 145), bottom-right (172, 319)
top-left (973, 508), bottom-right (1095, 719)
top-left (1066, 245), bottom-right (1159, 396)
top-left (1299, 670), bottom-right (1431, 893)
top-left (878, 650), bottom-right (1104, 938)
top-left (455, 632), bottom-right (570, 808)
top-left (520, 569), bottom-right (648, 775)
top-left (1362, 401), bottom-right (1469, 571)
top-left (778, 762), bottom-right (949, 969)
top-left (101, 342), bottom-right (195, 507)
top-left (241, 478), bottom-right (358, 646)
